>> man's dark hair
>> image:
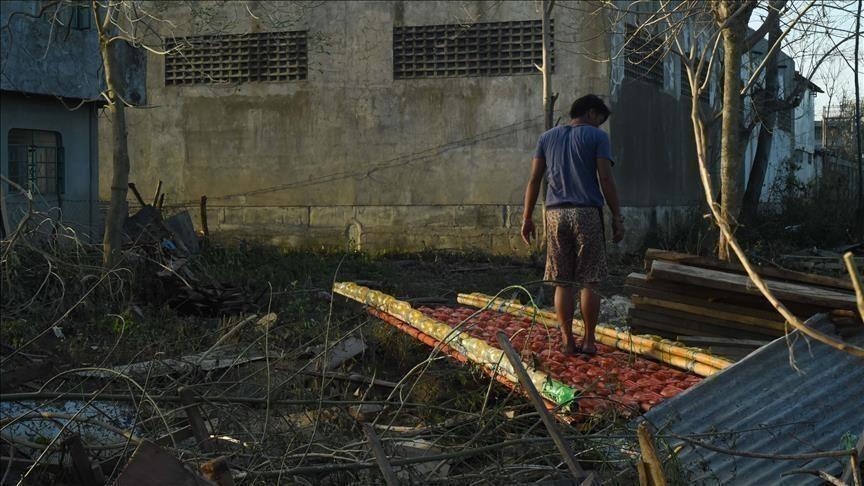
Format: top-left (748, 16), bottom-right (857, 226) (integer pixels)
top-left (569, 94), bottom-right (611, 119)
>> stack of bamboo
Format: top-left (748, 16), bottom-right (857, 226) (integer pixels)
top-left (626, 249), bottom-right (859, 359)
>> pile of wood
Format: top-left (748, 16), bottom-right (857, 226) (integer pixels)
top-left (626, 249), bottom-right (859, 360)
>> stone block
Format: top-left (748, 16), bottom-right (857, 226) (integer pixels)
top-left (243, 207), bottom-right (284, 225)
top-left (453, 205), bottom-right (505, 228)
top-left (505, 205), bottom-right (527, 228)
top-left (284, 206), bottom-right (310, 226)
top-left (389, 205), bottom-right (454, 227)
top-left (310, 206), bottom-right (355, 228)
top-left (490, 230), bottom-right (531, 255)
top-left (223, 207), bottom-right (244, 225)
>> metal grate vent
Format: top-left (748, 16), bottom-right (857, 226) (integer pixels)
top-left (164, 31), bottom-right (307, 86)
top-left (393, 19), bottom-right (550, 79)
top-left (681, 67), bottom-right (711, 102)
top-left (624, 25), bottom-right (664, 87)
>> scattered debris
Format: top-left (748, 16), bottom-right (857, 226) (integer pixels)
top-left (164, 210), bottom-right (200, 255)
top-left (115, 441), bottom-right (212, 486)
top-left (625, 249), bottom-right (858, 359)
top-left (315, 334), bottom-right (366, 371)
top-left (124, 181), bottom-right (257, 316)
top-left (390, 439), bottom-right (451, 480)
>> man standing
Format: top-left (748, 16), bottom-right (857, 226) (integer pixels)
top-left (521, 94), bottom-right (624, 356)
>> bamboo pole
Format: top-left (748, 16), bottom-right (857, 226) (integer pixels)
top-left (637, 422), bottom-right (667, 486)
top-left (333, 282), bottom-right (577, 407)
top-left (457, 293), bottom-right (732, 376)
top-left (497, 332), bottom-right (591, 483)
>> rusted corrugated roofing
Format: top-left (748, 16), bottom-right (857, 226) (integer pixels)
top-left (642, 315), bottom-right (864, 485)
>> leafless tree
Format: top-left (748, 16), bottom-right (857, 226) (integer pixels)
top-left (605, 0), bottom-right (860, 255)
top-left (602, 0), bottom-right (864, 356)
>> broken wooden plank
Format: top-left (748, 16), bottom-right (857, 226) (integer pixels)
top-left (178, 387), bottom-right (214, 452)
top-left (496, 332), bottom-right (592, 483)
top-left (631, 295), bottom-right (785, 330)
top-left (648, 260), bottom-right (857, 310)
top-left (362, 423), bottom-right (399, 486)
top-left (674, 336), bottom-right (769, 349)
top-left (116, 440), bottom-right (210, 486)
top-left (631, 303), bottom-right (785, 334)
top-left (630, 307), bottom-right (784, 338)
top-left (0, 360), bottom-right (53, 393)
top-left (63, 434), bottom-right (101, 486)
top-left (629, 313), bottom-right (775, 341)
top-left (645, 248), bottom-right (855, 291)
top-left (625, 273), bottom-right (819, 316)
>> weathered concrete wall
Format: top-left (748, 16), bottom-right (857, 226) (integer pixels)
top-left (0, 1), bottom-right (145, 102)
top-left (610, 80), bottom-right (703, 208)
top-left (0, 1), bottom-right (102, 99)
top-left (100, 0), bottom-right (617, 253)
top-left (0, 92), bottom-right (99, 238)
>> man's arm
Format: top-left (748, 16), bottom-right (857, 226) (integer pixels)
top-left (521, 157), bottom-right (546, 245)
top-left (597, 158), bottom-right (624, 243)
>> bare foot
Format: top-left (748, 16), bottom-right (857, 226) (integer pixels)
top-left (561, 342), bottom-right (579, 356)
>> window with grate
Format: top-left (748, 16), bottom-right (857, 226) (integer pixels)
top-left (623, 25), bottom-right (665, 86)
top-left (164, 31), bottom-right (307, 86)
top-left (7, 129), bottom-right (64, 195)
top-left (393, 19), bottom-right (550, 79)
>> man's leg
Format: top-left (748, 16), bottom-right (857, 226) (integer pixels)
top-left (580, 286), bottom-right (600, 353)
top-left (555, 285), bottom-right (576, 353)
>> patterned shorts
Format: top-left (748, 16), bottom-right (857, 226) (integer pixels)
top-left (544, 206), bottom-right (608, 286)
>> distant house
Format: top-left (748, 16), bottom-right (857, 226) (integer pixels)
top-left (741, 44), bottom-right (823, 203)
top-left (0, 1), bottom-right (144, 240)
top-left (814, 105), bottom-right (861, 200)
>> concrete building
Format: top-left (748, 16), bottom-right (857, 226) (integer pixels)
top-left (741, 42), bottom-right (822, 204)
top-left (0, 1), bottom-right (104, 238)
top-left (0, 1), bottom-right (145, 240)
top-left (97, 1), bottom-right (816, 254)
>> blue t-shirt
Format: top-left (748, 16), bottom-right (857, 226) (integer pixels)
top-left (533, 125), bottom-right (614, 208)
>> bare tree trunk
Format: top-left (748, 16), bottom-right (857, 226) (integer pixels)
top-left (539, 0), bottom-right (555, 248)
top-left (97, 14), bottom-right (131, 268)
top-left (854, 0), bottom-right (862, 238)
top-left (741, 5), bottom-right (782, 223)
top-left (542, 0), bottom-right (555, 131)
top-left (714, 1), bottom-right (753, 260)
top-left (687, 60), bottom-right (864, 359)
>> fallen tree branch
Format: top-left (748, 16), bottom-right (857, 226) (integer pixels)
top-left (249, 435), bottom-right (600, 478)
top-left (780, 468), bottom-right (846, 486)
top-left (667, 430), bottom-right (856, 460)
top-left (196, 314), bottom-right (260, 366)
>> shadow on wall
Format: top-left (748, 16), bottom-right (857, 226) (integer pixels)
top-left (623, 206), bottom-right (712, 256)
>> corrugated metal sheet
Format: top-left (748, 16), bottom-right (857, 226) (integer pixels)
top-left (642, 315), bottom-right (864, 485)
